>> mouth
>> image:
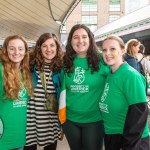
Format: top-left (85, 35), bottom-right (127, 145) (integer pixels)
top-left (46, 52), bottom-right (53, 55)
top-left (106, 57), bottom-right (113, 61)
top-left (77, 44), bottom-right (85, 48)
top-left (12, 55), bottom-right (21, 58)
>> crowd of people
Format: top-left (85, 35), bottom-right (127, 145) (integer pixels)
top-left (0, 24), bottom-right (149, 150)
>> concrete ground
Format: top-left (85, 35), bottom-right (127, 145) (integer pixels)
top-left (37, 136), bottom-right (70, 150)
top-left (57, 136), bottom-right (70, 150)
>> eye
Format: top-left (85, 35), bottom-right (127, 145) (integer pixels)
top-left (50, 44), bottom-right (55, 47)
top-left (102, 49), bottom-right (106, 52)
top-left (110, 48), bottom-right (116, 51)
top-left (8, 46), bottom-right (15, 51)
top-left (73, 36), bottom-right (78, 39)
top-left (19, 47), bottom-right (25, 51)
top-left (82, 35), bottom-right (88, 39)
top-left (41, 45), bottom-right (47, 49)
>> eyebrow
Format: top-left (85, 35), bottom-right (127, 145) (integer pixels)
top-left (73, 34), bottom-right (88, 37)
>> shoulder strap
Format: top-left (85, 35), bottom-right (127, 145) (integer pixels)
top-left (39, 72), bottom-right (46, 91)
top-left (139, 56), bottom-right (144, 63)
top-left (39, 71), bottom-right (52, 92)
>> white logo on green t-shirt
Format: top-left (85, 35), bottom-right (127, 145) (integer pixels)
top-left (74, 67), bottom-right (85, 84)
top-left (101, 83), bottom-right (109, 102)
top-left (99, 83), bottom-right (109, 113)
top-left (71, 67), bottom-right (89, 93)
top-left (13, 87), bottom-right (27, 108)
top-left (18, 87), bottom-right (26, 98)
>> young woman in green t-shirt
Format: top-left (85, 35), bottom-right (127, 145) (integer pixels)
top-left (59, 24), bottom-right (109, 150)
top-left (0, 35), bottom-right (32, 150)
top-left (100, 35), bottom-right (149, 150)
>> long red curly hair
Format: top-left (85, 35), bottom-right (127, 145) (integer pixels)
top-left (0, 35), bottom-right (33, 100)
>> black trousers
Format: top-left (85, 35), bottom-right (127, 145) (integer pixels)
top-left (24, 142), bottom-right (57, 150)
top-left (62, 120), bottom-right (104, 150)
top-left (104, 134), bottom-right (149, 150)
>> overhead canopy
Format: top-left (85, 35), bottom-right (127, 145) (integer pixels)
top-left (94, 5), bottom-right (150, 43)
top-left (0, 0), bottom-right (80, 43)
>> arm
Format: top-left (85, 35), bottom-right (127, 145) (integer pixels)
top-left (122, 71), bottom-right (149, 150)
top-left (122, 102), bottom-right (149, 150)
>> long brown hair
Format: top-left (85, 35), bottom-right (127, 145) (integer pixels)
top-left (30, 33), bottom-right (63, 72)
top-left (126, 39), bottom-right (140, 58)
top-left (0, 35), bottom-right (33, 100)
top-left (64, 24), bottom-right (100, 74)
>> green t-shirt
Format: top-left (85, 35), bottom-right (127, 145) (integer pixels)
top-left (99, 63), bottom-right (149, 138)
top-left (0, 63), bottom-right (29, 150)
top-left (66, 56), bottom-right (110, 123)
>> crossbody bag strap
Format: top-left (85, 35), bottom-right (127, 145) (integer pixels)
top-left (39, 71), bottom-right (52, 93)
top-left (39, 72), bottom-right (46, 91)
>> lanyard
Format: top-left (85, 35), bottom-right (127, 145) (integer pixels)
top-left (39, 71), bottom-right (52, 93)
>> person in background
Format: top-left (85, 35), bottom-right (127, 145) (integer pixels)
top-left (59, 24), bottom-right (109, 150)
top-left (138, 43), bottom-right (145, 54)
top-left (0, 35), bottom-right (32, 150)
top-left (136, 43), bottom-right (150, 74)
top-left (124, 39), bottom-right (150, 74)
top-left (124, 39), bottom-right (141, 72)
top-left (24, 33), bottom-right (64, 150)
top-left (100, 35), bottom-right (149, 150)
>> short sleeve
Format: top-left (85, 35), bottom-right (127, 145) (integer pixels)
top-left (123, 73), bottom-right (147, 105)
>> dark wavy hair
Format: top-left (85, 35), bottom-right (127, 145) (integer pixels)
top-left (30, 33), bottom-right (64, 72)
top-left (64, 24), bottom-right (100, 74)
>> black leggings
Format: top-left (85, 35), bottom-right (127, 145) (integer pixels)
top-left (24, 142), bottom-right (57, 150)
top-left (62, 120), bottom-right (104, 150)
top-left (104, 134), bottom-right (150, 150)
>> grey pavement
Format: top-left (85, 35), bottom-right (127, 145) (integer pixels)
top-left (37, 136), bottom-right (70, 150)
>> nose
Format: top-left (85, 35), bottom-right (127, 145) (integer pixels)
top-left (47, 45), bottom-right (52, 51)
top-left (104, 50), bottom-right (110, 55)
top-left (78, 37), bottom-right (83, 43)
top-left (14, 48), bottom-right (19, 54)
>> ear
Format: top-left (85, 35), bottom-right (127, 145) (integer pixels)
top-left (121, 48), bottom-right (125, 55)
top-left (120, 48), bottom-right (125, 57)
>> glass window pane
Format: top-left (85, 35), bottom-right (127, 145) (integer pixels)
top-left (82, 16), bottom-right (97, 24)
top-left (82, 16), bottom-right (97, 32)
top-left (82, 0), bottom-right (97, 4)
top-left (81, 0), bottom-right (97, 11)
top-left (82, 4), bottom-right (97, 11)
top-left (110, 0), bottom-right (120, 4)
top-left (109, 4), bottom-right (120, 11)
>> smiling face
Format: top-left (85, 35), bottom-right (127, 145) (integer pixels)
top-left (71, 28), bottom-right (89, 57)
top-left (102, 39), bottom-right (124, 72)
top-left (41, 38), bottom-right (57, 63)
top-left (7, 39), bottom-right (26, 67)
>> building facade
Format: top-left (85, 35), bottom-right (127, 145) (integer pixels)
top-left (61, 0), bottom-right (125, 34)
top-left (60, 0), bottom-right (125, 44)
